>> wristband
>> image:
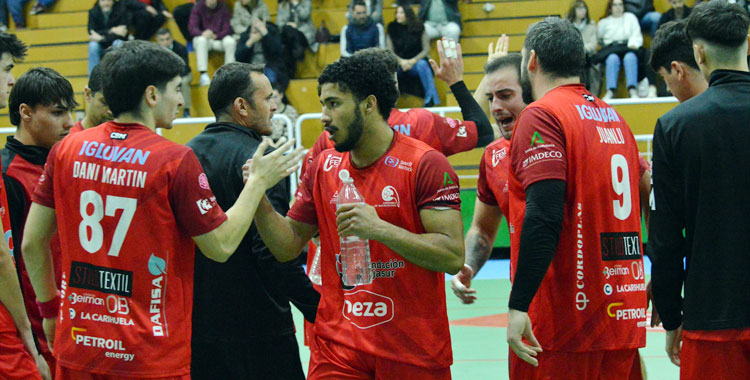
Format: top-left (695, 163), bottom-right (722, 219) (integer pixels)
top-left (36, 291), bottom-right (61, 319)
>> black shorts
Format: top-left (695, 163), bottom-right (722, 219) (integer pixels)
top-left (191, 333), bottom-right (305, 380)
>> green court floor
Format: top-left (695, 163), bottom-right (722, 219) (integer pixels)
top-left (291, 275), bottom-right (680, 379)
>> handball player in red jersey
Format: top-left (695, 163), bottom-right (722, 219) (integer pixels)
top-left (253, 52), bottom-right (465, 379)
top-left (0, 32), bottom-right (52, 380)
top-left (21, 40), bottom-right (304, 380)
top-left (506, 18), bottom-right (647, 379)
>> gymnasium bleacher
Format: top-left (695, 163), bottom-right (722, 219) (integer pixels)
top-left (0, 0), bottom-right (683, 190)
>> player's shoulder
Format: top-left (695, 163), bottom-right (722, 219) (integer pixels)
top-left (486, 137), bottom-right (510, 151)
top-left (395, 131), bottom-right (437, 156)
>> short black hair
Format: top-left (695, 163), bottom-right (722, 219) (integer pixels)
top-left (686, 0), bottom-right (750, 48)
top-left (0, 32), bottom-right (26, 61)
top-left (318, 53), bottom-right (398, 119)
top-left (650, 20), bottom-right (699, 73)
top-left (99, 40), bottom-right (184, 117)
top-left (352, 0), bottom-right (366, 8)
top-left (156, 28), bottom-right (171, 37)
top-left (9, 67), bottom-right (77, 126)
top-left (485, 53), bottom-right (522, 80)
top-left (353, 47), bottom-right (399, 75)
top-left (208, 62), bottom-right (265, 117)
top-left (88, 64), bottom-right (105, 94)
top-left (523, 17), bottom-right (585, 79)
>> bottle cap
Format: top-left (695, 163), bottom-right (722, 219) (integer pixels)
top-left (338, 169), bottom-right (353, 183)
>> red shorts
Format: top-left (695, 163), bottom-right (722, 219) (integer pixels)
top-left (55, 365), bottom-right (190, 380)
top-left (509, 348), bottom-right (642, 380)
top-left (308, 335), bottom-right (451, 380)
top-left (0, 330), bottom-right (42, 380)
top-left (681, 334), bottom-right (750, 380)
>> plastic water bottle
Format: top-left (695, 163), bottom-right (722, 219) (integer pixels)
top-left (336, 169), bottom-right (373, 286)
top-left (308, 236), bottom-right (322, 285)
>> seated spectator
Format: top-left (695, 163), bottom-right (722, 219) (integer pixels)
top-left (346, 0), bottom-right (381, 24)
top-left (624, 0), bottom-right (660, 37)
top-left (387, 5), bottom-right (439, 106)
top-left (132, 0), bottom-right (173, 40)
top-left (597, 0), bottom-right (642, 99)
top-left (277, 0), bottom-right (316, 75)
top-left (189, 0), bottom-right (236, 86)
top-left (231, 0), bottom-right (270, 35)
top-left (87, 0), bottom-right (130, 76)
top-left (567, 0), bottom-right (601, 96)
top-left (235, 18), bottom-right (288, 88)
top-left (658, 0), bottom-right (691, 30)
top-left (7, 0), bottom-right (56, 28)
top-left (417, 0), bottom-right (461, 42)
top-left (341, 1), bottom-right (384, 57)
top-left (173, 0), bottom-right (195, 44)
top-left (270, 82), bottom-right (297, 143)
top-left (156, 28), bottom-right (192, 117)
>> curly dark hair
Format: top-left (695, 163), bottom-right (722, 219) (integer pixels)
top-left (318, 54), bottom-right (398, 119)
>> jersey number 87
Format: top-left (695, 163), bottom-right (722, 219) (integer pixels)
top-left (79, 190), bottom-right (136, 257)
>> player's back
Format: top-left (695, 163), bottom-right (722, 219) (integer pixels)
top-left (509, 84), bottom-right (646, 352)
top-left (38, 121), bottom-right (203, 377)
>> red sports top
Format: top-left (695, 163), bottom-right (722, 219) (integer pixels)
top-left (0, 154), bottom-right (16, 334)
top-left (301, 108), bottom-right (478, 175)
top-left (32, 122), bottom-right (227, 377)
top-left (508, 84), bottom-right (647, 352)
top-left (476, 137), bottom-right (511, 219)
top-left (70, 121), bottom-right (85, 134)
top-left (288, 131), bottom-right (461, 369)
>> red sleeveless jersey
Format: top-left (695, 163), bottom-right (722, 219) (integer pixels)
top-left (289, 132), bottom-right (461, 369)
top-left (32, 122), bottom-right (227, 376)
top-left (508, 84), bottom-right (647, 352)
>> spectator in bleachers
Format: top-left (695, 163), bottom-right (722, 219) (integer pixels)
top-left (566, 0), bottom-right (601, 96)
top-left (190, 0), bottom-right (236, 86)
top-left (7, 0), bottom-right (56, 28)
top-left (132, 0), bottom-right (173, 40)
top-left (340, 1), bottom-right (385, 57)
top-left (87, 0), bottom-right (131, 76)
top-left (658, 0), bottom-right (691, 30)
top-left (417, 0), bottom-right (461, 42)
top-left (346, 0), bottom-right (382, 24)
top-left (156, 28), bottom-right (192, 117)
top-left (173, 0), bottom-right (195, 45)
top-left (231, 0), bottom-right (270, 35)
top-left (597, 0), bottom-right (642, 99)
top-left (624, 0), bottom-right (660, 36)
top-left (277, 0), bottom-right (316, 76)
top-left (270, 81), bottom-right (297, 142)
top-left (387, 4), bottom-right (439, 107)
top-left (236, 17), bottom-right (289, 88)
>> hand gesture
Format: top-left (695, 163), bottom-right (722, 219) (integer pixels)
top-left (646, 280), bottom-right (661, 327)
top-left (665, 325), bottom-right (683, 367)
top-left (242, 137), bottom-right (305, 189)
top-left (112, 25), bottom-right (128, 37)
top-left (146, 5), bottom-right (158, 16)
top-left (507, 309), bottom-right (543, 366)
top-left (488, 34), bottom-right (509, 62)
top-left (335, 203), bottom-right (384, 240)
top-left (429, 37), bottom-right (464, 86)
top-left (451, 264), bottom-right (477, 303)
top-left (89, 30), bottom-right (103, 42)
top-left (252, 18), bottom-right (268, 35)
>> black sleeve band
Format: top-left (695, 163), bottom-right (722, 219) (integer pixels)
top-left (508, 179), bottom-right (566, 312)
top-left (449, 80), bottom-right (493, 148)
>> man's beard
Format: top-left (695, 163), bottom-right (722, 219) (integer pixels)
top-left (334, 109), bottom-right (364, 152)
top-left (520, 68), bottom-right (535, 105)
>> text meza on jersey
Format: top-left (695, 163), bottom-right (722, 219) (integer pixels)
top-left (72, 141), bottom-right (150, 188)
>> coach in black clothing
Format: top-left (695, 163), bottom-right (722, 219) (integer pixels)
top-left (187, 62), bottom-right (317, 380)
top-left (649, 1), bottom-right (750, 376)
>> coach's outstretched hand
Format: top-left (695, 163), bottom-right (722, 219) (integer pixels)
top-left (430, 37), bottom-right (464, 86)
top-left (242, 137), bottom-right (305, 189)
top-left (507, 308), bottom-right (543, 366)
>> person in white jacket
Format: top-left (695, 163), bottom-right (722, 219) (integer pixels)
top-left (597, 0), bottom-right (642, 99)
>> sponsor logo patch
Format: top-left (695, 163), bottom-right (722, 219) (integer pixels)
top-left (198, 173), bottom-right (210, 189)
top-left (601, 232), bottom-right (642, 261)
top-left (69, 262), bottom-right (133, 297)
top-left (342, 290), bottom-right (394, 329)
